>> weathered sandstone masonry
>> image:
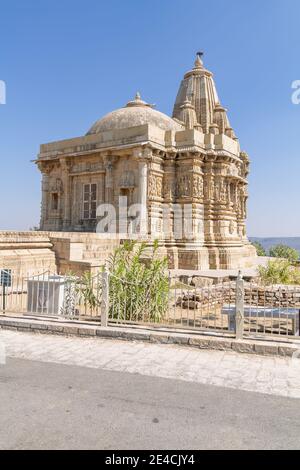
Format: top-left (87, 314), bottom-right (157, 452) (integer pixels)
top-left (0, 232), bottom-right (56, 276)
top-left (36, 54), bottom-right (256, 270)
top-left (179, 283), bottom-right (300, 310)
top-left (0, 316), bottom-right (298, 358)
top-left (0, 231), bottom-right (120, 276)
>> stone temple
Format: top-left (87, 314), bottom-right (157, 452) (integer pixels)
top-left (36, 54), bottom-right (256, 270)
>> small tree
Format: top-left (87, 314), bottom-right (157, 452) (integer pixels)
top-left (258, 259), bottom-right (300, 285)
top-left (269, 244), bottom-right (299, 263)
top-left (251, 241), bottom-right (266, 256)
top-left (258, 259), bottom-right (291, 285)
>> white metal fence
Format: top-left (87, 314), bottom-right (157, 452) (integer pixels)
top-left (108, 274), bottom-right (235, 334)
top-left (1, 269), bottom-right (300, 340)
top-left (0, 270), bottom-right (103, 319)
top-left (242, 280), bottom-right (300, 338)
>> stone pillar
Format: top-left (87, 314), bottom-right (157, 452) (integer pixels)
top-left (203, 158), bottom-right (215, 244)
top-left (138, 159), bottom-right (148, 236)
top-left (103, 155), bottom-right (115, 204)
top-left (37, 162), bottom-right (51, 230)
top-left (133, 147), bottom-right (151, 237)
top-left (163, 154), bottom-right (176, 241)
top-left (235, 271), bottom-right (245, 340)
top-left (40, 173), bottom-right (49, 229)
top-left (61, 159), bottom-right (72, 231)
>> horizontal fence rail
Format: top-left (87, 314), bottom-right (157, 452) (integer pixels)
top-left (1, 268), bottom-right (300, 341)
top-left (0, 270), bottom-right (103, 320)
top-left (62, 273), bottom-right (103, 319)
top-left (0, 270), bottom-right (64, 317)
top-left (108, 274), bottom-right (235, 334)
top-left (242, 281), bottom-right (300, 338)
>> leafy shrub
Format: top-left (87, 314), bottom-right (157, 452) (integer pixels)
top-left (251, 241), bottom-right (266, 256)
top-left (269, 244), bottom-right (299, 263)
top-left (258, 259), bottom-right (300, 285)
top-left (62, 271), bottom-right (101, 316)
top-left (77, 271), bottom-right (101, 310)
top-left (107, 240), bottom-right (169, 323)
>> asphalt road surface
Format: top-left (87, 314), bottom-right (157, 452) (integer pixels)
top-left (1, 357), bottom-right (300, 450)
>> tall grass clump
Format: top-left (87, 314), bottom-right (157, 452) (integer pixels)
top-left (62, 270), bottom-right (102, 317)
top-left (107, 240), bottom-right (169, 323)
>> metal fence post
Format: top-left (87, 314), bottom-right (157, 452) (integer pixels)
top-left (101, 268), bottom-right (109, 327)
top-left (235, 270), bottom-right (244, 340)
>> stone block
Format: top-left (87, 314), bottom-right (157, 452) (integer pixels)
top-left (278, 346), bottom-right (300, 357)
top-left (96, 328), bottom-right (124, 338)
top-left (168, 335), bottom-right (190, 345)
top-left (150, 333), bottom-right (169, 343)
top-left (78, 327), bottom-right (97, 336)
top-left (124, 331), bottom-right (150, 342)
top-left (254, 343), bottom-right (278, 356)
top-left (232, 341), bottom-right (255, 354)
top-left (30, 323), bottom-right (48, 330)
top-left (208, 339), bottom-right (232, 351)
top-left (1, 320), bottom-right (30, 329)
top-left (63, 326), bottom-right (79, 335)
top-left (188, 337), bottom-right (208, 348)
top-left (48, 324), bottom-right (64, 333)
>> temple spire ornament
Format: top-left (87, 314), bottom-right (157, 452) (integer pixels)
top-left (194, 51), bottom-right (204, 68)
top-left (173, 54), bottom-right (237, 135)
top-left (126, 92), bottom-right (151, 108)
top-left (179, 98), bottom-right (202, 131)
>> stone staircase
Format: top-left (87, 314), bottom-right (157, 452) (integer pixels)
top-left (48, 233), bottom-right (121, 275)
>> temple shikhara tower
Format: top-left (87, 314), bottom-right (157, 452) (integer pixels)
top-left (37, 54), bottom-right (256, 270)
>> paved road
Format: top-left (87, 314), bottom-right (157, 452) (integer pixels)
top-left (1, 330), bottom-right (300, 449)
top-left (1, 330), bottom-right (300, 398)
top-left (1, 357), bottom-right (300, 450)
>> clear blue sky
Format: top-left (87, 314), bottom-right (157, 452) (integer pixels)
top-left (0, 0), bottom-right (299, 236)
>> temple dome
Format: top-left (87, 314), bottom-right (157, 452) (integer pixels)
top-left (87, 92), bottom-right (183, 135)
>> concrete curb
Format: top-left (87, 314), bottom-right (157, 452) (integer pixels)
top-left (0, 315), bottom-right (299, 358)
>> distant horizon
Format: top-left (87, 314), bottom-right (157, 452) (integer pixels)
top-left (250, 236), bottom-right (300, 239)
top-left (249, 236), bottom-right (300, 255)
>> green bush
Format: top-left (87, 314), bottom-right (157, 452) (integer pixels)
top-left (77, 271), bottom-right (101, 310)
top-left (269, 244), bottom-right (299, 263)
top-left (251, 241), bottom-right (266, 256)
top-left (258, 259), bottom-right (300, 285)
top-left (107, 240), bottom-right (169, 323)
top-left (62, 270), bottom-right (102, 316)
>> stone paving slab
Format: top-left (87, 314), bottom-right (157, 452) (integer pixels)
top-left (1, 329), bottom-right (300, 399)
top-left (1, 315), bottom-right (300, 358)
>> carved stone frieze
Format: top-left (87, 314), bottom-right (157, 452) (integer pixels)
top-left (192, 174), bottom-right (204, 199)
top-left (176, 174), bottom-right (192, 198)
top-left (148, 174), bottom-right (163, 199)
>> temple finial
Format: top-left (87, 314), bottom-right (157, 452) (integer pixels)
top-left (126, 92), bottom-right (154, 108)
top-left (194, 51), bottom-right (204, 68)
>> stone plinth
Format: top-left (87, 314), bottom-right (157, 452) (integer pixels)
top-left (0, 231), bottom-right (56, 276)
